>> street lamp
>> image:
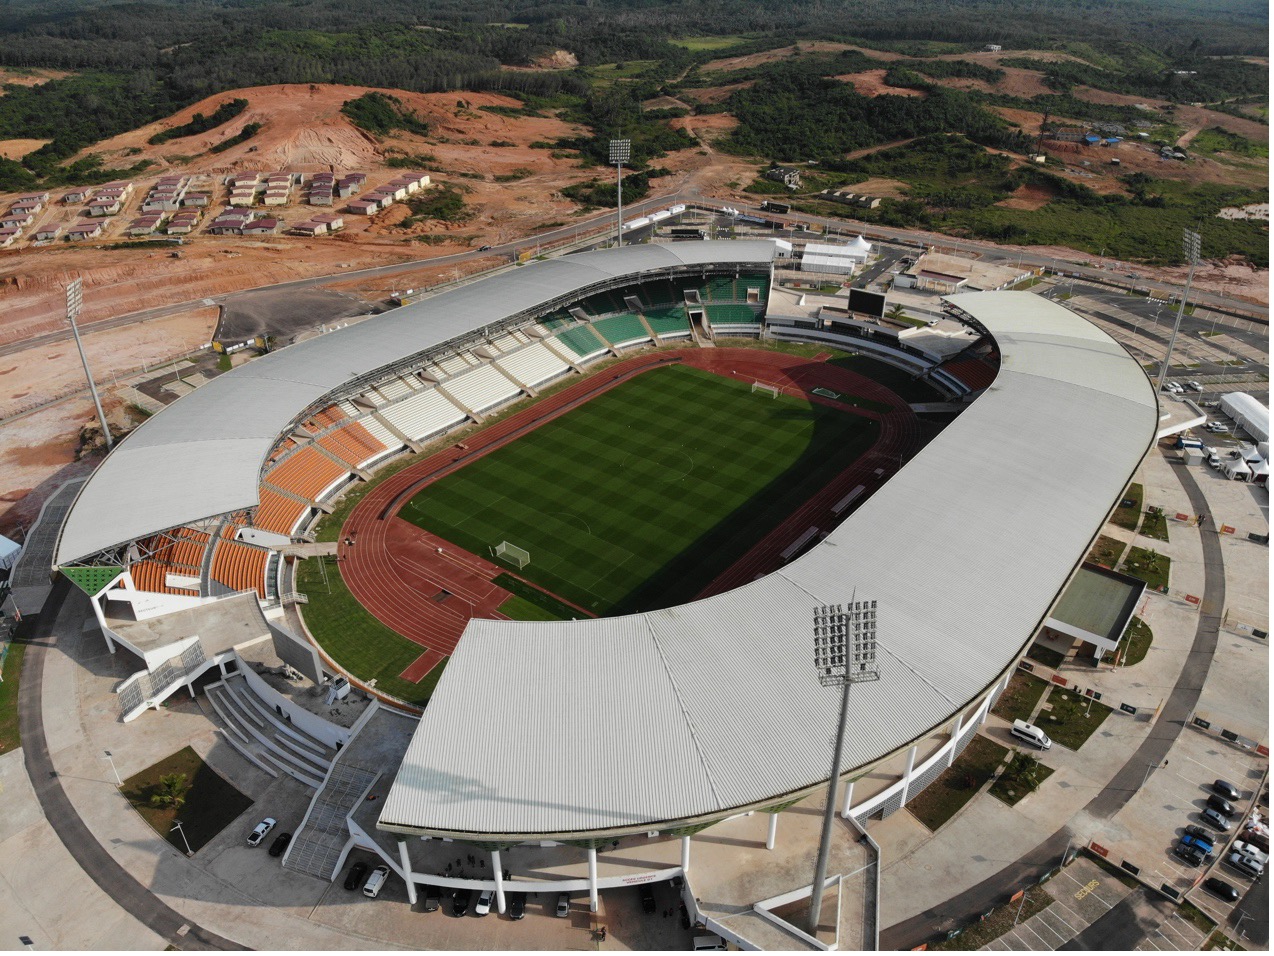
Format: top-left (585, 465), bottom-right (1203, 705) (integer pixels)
top-left (171, 821), bottom-right (193, 856)
top-left (609, 138), bottom-right (631, 248)
top-left (808, 600), bottom-right (880, 938)
top-left (1155, 229), bottom-right (1201, 394)
top-left (66, 277), bottom-right (113, 450)
top-left (102, 749), bottom-right (122, 787)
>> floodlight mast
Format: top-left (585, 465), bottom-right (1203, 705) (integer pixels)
top-left (609, 138), bottom-right (630, 247)
top-left (808, 600), bottom-right (879, 938)
top-left (1154, 229), bottom-right (1201, 394)
top-left (66, 277), bottom-right (113, 450)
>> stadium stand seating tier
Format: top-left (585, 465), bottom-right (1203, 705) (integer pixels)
top-left (591, 313), bottom-right (651, 347)
top-left (265, 446), bottom-right (348, 502)
top-left (378, 388), bottom-right (469, 442)
top-left (209, 538), bottom-right (271, 598)
top-left (643, 306), bottom-right (692, 338)
top-left (555, 324), bottom-right (609, 358)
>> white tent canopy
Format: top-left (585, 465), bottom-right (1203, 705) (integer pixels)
top-left (0, 535), bottom-right (19, 573)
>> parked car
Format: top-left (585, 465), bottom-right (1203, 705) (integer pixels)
top-left (1239, 829), bottom-right (1269, 854)
top-left (509, 891), bottom-right (526, 920)
top-left (343, 861), bottom-right (369, 891)
top-left (422, 882), bottom-right (443, 912)
top-left (475, 889), bottom-right (494, 917)
top-left (478, 244), bottom-right (492, 251)
top-left (1186, 381), bottom-right (1203, 392)
top-left (452, 890), bottom-right (472, 917)
top-left (1225, 852), bottom-right (1264, 879)
top-left (1213, 780), bottom-right (1242, 802)
top-left (1200, 807), bottom-right (1232, 832)
top-left (1207, 454), bottom-right (1222, 469)
top-left (1203, 877), bottom-right (1239, 902)
top-left (1184, 824), bottom-right (1214, 842)
top-left (1173, 843), bottom-right (1207, 867)
top-left (640, 883), bottom-right (657, 914)
top-left (1179, 833), bottom-right (1214, 855)
top-left (247, 817), bottom-right (277, 847)
top-left (268, 832), bottom-right (292, 857)
top-left (555, 893), bottom-right (570, 918)
top-left (1208, 794), bottom-right (1237, 817)
top-left (363, 865), bottom-right (390, 899)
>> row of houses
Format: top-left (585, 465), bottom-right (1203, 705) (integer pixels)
top-left (290, 212), bottom-right (345, 237)
top-left (207, 208), bottom-right (283, 235)
top-left (308, 171), bottom-right (366, 205)
top-left (347, 171), bottom-right (430, 216)
top-left (0, 191), bottom-right (54, 245)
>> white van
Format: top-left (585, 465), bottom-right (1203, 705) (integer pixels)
top-left (363, 865), bottom-right (390, 898)
top-left (693, 935), bottom-right (727, 950)
top-left (1011, 719), bottom-right (1052, 750)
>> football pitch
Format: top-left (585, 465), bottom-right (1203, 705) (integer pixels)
top-left (402, 364), bottom-right (879, 615)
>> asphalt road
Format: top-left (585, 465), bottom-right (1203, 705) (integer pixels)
top-left (1059, 887), bottom-right (1177, 951)
top-left (18, 578), bottom-right (246, 951)
top-left (1231, 868), bottom-right (1268, 946)
top-left (881, 449), bottom-right (1227, 949)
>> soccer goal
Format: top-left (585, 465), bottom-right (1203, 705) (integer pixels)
top-left (751, 381), bottom-right (780, 399)
top-left (491, 540), bottom-right (531, 570)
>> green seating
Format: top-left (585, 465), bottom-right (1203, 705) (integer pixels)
top-left (707, 303), bottom-right (761, 326)
top-left (555, 324), bottom-right (607, 357)
top-left (592, 313), bottom-right (650, 346)
top-left (644, 306), bottom-right (690, 336)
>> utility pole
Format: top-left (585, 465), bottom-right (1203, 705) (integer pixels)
top-left (609, 138), bottom-right (630, 248)
top-left (1155, 229), bottom-right (1201, 394)
top-left (171, 821), bottom-right (193, 856)
top-left (808, 600), bottom-right (880, 938)
top-left (66, 277), bottom-right (113, 450)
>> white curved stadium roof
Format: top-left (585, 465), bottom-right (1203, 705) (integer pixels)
top-left (55, 241), bottom-right (777, 566)
top-left (378, 291), bottom-right (1159, 838)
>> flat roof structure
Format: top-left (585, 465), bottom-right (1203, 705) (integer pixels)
top-left (378, 290), bottom-right (1160, 840)
top-left (1046, 563), bottom-right (1145, 649)
top-left (54, 241), bottom-right (778, 566)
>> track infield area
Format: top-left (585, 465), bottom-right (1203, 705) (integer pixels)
top-left (401, 364), bottom-right (877, 616)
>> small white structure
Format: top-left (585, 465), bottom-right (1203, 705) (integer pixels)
top-left (1220, 392), bottom-right (1269, 443)
top-left (0, 534), bottom-right (19, 573)
top-left (800, 237), bottom-right (872, 275)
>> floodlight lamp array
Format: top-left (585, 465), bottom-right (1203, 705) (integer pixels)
top-left (609, 138), bottom-right (631, 165)
top-left (813, 601), bottom-right (880, 686)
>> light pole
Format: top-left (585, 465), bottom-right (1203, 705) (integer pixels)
top-left (609, 138), bottom-right (630, 248)
top-left (102, 749), bottom-right (122, 786)
top-left (1141, 759), bottom-right (1165, 790)
top-left (808, 600), bottom-right (880, 938)
top-left (1155, 229), bottom-right (1201, 394)
top-left (66, 277), bottom-right (113, 450)
top-left (171, 821), bottom-right (193, 856)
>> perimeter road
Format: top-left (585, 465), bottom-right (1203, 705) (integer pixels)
top-left (18, 578), bottom-right (246, 952)
top-left (882, 448), bottom-right (1227, 949)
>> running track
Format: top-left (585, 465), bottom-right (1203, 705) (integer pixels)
top-left (339, 348), bottom-right (928, 686)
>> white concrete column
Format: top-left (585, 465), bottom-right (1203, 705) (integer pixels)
top-left (681, 835), bottom-right (691, 874)
top-left (899, 745), bottom-right (918, 806)
top-left (947, 712), bottom-right (964, 767)
top-left (491, 849), bottom-right (506, 914)
top-left (218, 659), bottom-right (228, 677)
top-left (398, 840), bottom-right (417, 906)
top-left (840, 780), bottom-right (855, 818)
top-left (588, 847), bottom-right (599, 913)
top-left (766, 813), bottom-right (778, 850)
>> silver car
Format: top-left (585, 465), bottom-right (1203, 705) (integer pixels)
top-left (247, 816), bottom-right (277, 847)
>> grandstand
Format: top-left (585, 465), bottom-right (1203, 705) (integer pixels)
top-left (439, 363), bottom-right (522, 415)
top-left (642, 305), bottom-right (692, 339)
top-left (554, 323), bottom-right (610, 360)
top-left (591, 313), bottom-right (651, 349)
top-left (493, 341), bottom-right (571, 390)
top-left (376, 388), bottom-right (469, 443)
top-left (706, 302), bottom-right (764, 335)
top-left (208, 536), bottom-right (272, 598)
top-left (263, 446), bottom-right (349, 504)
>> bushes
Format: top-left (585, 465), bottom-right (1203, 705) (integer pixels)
top-left (208, 122), bottom-right (261, 154)
top-left (341, 91), bottom-right (430, 137)
top-left (149, 98), bottom-right (247, 145)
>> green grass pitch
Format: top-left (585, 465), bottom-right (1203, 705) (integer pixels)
top-left (402, 364), bottom-right (879, 615)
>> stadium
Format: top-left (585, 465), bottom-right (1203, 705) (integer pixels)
top-left (50, 237), bottom-right (1159, 948)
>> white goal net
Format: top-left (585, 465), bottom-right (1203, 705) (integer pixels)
top-left (751, 381), bottom-right (780, 399)
top-left (492, 540), bottom-right (531, 569)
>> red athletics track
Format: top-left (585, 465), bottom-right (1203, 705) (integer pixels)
top-left (338, 347), bottom-right (927, 685)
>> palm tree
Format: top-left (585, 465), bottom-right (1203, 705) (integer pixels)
top-left (149, 773), bottom-right (189, 810)
top-left (885, 304), bottom-right (908, 323)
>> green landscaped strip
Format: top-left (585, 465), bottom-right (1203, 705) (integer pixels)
top-left (1037, 686), bottom-right (1113, 751)
top-left (121, 746), bottom-right (253, 853)
top-left (991, 671), bottom-right (1050, 723)
top-left (493, 573), bottom-right (584, 620)
top-left (1122, 545), bottom-right (1170, 592)
top-left (1111, 482), bottom-right (1143, 531)
top-left (1138, 509), bottom-right (1170, 542)
top-left (1121, 616), bottom-right (1153, 666)
top-left (403, 365), bottom-right (878, 616)
top-left (496, 594), bottom-right (569, 622)
top-left (1087, 534), bottom-right (1126, 567)
top-left (0, 640), bottom-right (25, 755)
top-left (989, 754), bottom-right (1056, 806)
top-left (298, 556), bottom-right (446, 705)
top-left (931, 886), bottom-right (1053, 950)
top-left (905, 734), bottom-right (1008, 832)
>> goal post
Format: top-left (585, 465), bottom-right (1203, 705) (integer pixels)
top-left (491, 540), bottom-right (531, 570)
top-left (751, 381), bottom-right (780, 399)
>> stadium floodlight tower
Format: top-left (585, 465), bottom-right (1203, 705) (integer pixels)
top-left (66, 276), bottom-right (113, 450)
top-left (809, 599), bottom-right (880, 938)
top-left (609, 137), bottom-right (631, 247)
top-left (1154, 228), bottom-right (1201, 395)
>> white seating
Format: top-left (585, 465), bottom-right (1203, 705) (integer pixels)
top-left (357, 414), bottom-right (401, 449)
top-left (379, 388), bottom-right (468, 441)
top-left (374, 377), bottom-right (417, 403)
top-left (444, 363), bottom-right (522, 414)
top-left (491, 333), bottom-right (519, 353)
top-left (494, 342), bottom-right (571, 390)
top-left (438, 354), bottom-right (470, 376)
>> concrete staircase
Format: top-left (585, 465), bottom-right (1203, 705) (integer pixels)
top-left (283, 763), bottom-right (380, 879)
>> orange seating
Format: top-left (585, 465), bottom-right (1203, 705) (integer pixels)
top-left (264, 446), bottom-right (347, 501)
top-left (209, 538), bottom-right (270, 598)
top-left (254, 488), bottom-right (309, 535)
top-left (317, 420), bottom-right (387, 468)
top-left (941, 357), bottom-right (998, 392)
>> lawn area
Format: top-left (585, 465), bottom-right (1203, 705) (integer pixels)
top-left (989, 752), bottom-right (1056, 806)
top-left (1036, 686), bottom-right (1113, 751)
top-left (493, 574), bottom-right (583, 621)
top-left (1111, 483), bottom-right (1143, 530)
top-left (669, 35), bottom-right (751, 51)
top-left (1087, 534), bottom-right (1126, 567)
top-left (905, 735), bottom-right (1008, 832)
top-left (931, 885), bottom-right (1054, 950)
top-left (1122, 545), bottom-right (1170, 591)
top-left (1026, 643), bottom-right (1066, 669)
top-left (0, 638), bottom-right (25, 755)
top-left (403, 364), bottom-right (878, 616)
top-left (496, 594), bottom-right (566, 622)
top-left (992, 671), bottom-right (1050, 722)
top-left (298, 556), bottom-right (446, 705)
top-left (121, 746), bottom-right (253, 853)
top-left (1108, 615), bottom-right (1153, 666)
top-left (1138, 507), bottom-right (1170, 542)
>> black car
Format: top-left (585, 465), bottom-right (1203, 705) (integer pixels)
top-left (422, 885), bottom-right (441, 913)
top-left (1213, 780), bottom-right (1241, 803)
top-left (343, 861), bottom-right (369, 891)
top-left (1173, 843), bottom-right (1206, 867)
top-left (268, 832), bottom-right (292, 857)
top-left (478, 244), bottom-right (492, 251)
top-left (640, 884), bottom-right (657, 914)
top-left (452, 890), bottom-right (471, 917)
top-left (509, 891), bottom-right (526, 920)
top-left (1184, 824), bottom-right (1213, 841)
top-left (1203, 877), bottom-right (1240, 903)
top-left (1208, 794), bottom-right (1236, 817)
